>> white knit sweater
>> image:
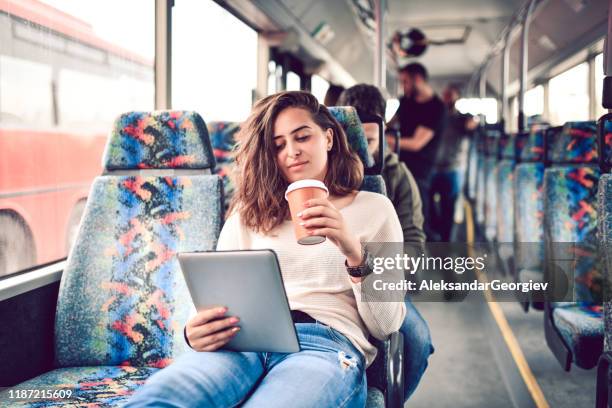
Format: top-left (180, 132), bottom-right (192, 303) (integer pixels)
top-left (217, 191), bottom-right (406, 366)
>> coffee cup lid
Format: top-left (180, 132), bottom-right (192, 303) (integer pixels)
top-left (284, 179), bottom-right (329, 200)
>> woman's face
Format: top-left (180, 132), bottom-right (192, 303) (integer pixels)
top-left (273, 107), bottom-right (333, 183)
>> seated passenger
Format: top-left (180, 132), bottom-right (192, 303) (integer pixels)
top-left (338, 84), bottom-right (425, 244)
top-left (339, 83), bottom-right (434, 400)
top-left (125, 91), bottom-right (406, 407)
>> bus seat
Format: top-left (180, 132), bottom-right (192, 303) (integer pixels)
top-left (595, 115), bottom-right (612, 407)
top-left (464, 129), bottom-right (479, 202)
top-left (543, 121), bottom-right (603, 370)
top-left (475, 130), bottom-right (487, 231)
top-left (514, 128), bottom-right (548, 311)
top-left (496, 132), bottom-right (518, 275)
top-left (329, 106), bottom-right (387, 195)
top-left (329, 106), bottom-right (402, 408)
top-left (208, 121), bottom-right (241, 213)
top-left (484, 129), bottom-right (501, 242)
top-left (0, 111), bottom-right (223, 405)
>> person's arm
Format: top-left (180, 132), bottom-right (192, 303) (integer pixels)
top-left (349, 197), bottom-right (406, 340)
top-left (399, 125), bottom-right (434, 151)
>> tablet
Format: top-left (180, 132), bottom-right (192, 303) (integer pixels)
top-left (178, 249), bottom-right (299, 353)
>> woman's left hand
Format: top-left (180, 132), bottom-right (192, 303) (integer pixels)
top-left (298, 197), bottom-right (363, 268)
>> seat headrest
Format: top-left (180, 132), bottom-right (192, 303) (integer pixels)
top-left (328, 106), bottom-right (374, 168)
top-left (519, 129), bottom-right (546, 162)
top-left (103, 111), bottom-right (215, 171)
top-left (548, 121), bottom-right (597, 164)
top-left (598, 115), bottom-right (612, 172)
top-left (208, 121), bottom-right (240, 153)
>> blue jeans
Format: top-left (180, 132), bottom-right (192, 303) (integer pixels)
top-left (401, 299), bottom-right (434, 400)
top-left (123, 323), bottom-right (366, 408)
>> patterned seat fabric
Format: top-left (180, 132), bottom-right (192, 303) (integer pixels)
top-left (475, 143), bottom-right (486, 225)
top-left (514, 128), bottom-right (548, 283)
top-left (208, 121), bottom-right (241, 213)
top-left (598, 175), bottom-right (612, 352)
top-left (601, 117), bottom-right (612, 171)
top-left (496, 134), bottom-right (516, 244)
top-left (1, 111), bottom-right (224, 405)
top-left (552, 304), bottom-right (604, 369)
top-left (329, 107), bottom-right (386, 195)
top-left (484, 130), bottom-right (500, 241)
top-left (465, 131), bottom-right (481, 202)
top-left (4, 366), bottom-right (158, 407)
top-left (544, 121), bottom-right (603, 369)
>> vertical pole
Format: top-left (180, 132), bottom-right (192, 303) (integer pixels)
top-left (518, 0), bottom-right (536, 133)
top-left (373, 0), bottom-right (386, 89)
top-left (155, 0), bottom-right (172, 110)
top-left (480, 64), bottom-right (487, 124)
top-left (256, 35), bottom-right (270, 100)
top-left (501, 34), bottom-right (510, 131)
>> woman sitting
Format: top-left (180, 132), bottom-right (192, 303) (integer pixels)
top-left (125, 91), bottom-right (406, 408)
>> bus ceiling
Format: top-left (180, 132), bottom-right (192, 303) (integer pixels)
top-left (215, 0), bottom-right (608, 97)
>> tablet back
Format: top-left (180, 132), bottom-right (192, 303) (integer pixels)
top-left (178, 250), bottom-right (299, 353)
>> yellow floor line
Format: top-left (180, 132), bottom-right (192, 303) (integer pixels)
top-left (464, 201), bottom-right (550, 408)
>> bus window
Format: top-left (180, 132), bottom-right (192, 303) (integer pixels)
top-left (172, 0), bottom-right (257, 122)
top-left (549, 62), bottom-right (589, 125)
top-left (455, 98), bottom-right (498, 124)
top-left (0, 0), bottom-right (154, 277)
top-left (286, 71), bottom-right (301, 91)
top-left (0, 56), bottom-right (54, 126)
top-left (524, 85), bottom-right (544, 118)
top-left (311, 74), bottom-right (329, 104)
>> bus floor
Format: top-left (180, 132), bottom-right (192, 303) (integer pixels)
top-left (406, 291), bottom-right (596, 407)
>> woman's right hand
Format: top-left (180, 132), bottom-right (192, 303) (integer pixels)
top-left (185, 306), bottom-right (240, 352)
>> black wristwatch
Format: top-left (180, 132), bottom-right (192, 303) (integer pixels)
top-left (345, 249), bottom-right (374, 278)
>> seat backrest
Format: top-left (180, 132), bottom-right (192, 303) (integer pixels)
top-left (55, 111), bottom-right (223, 369)
top-left (475, 132), bottom-right (487, 225)
top-left (514, 128), bottom-right (549, 272)
top-left (484, 130), bottom-right (500, 241)
top-left (328, 106), bottom-right (386, 195)
top-left (496, 133), bottom-right (517, 243)
top-left (208, 121), bottom-right (240, 212)
top-left (544, 121), bottom-right (601, 303)
top-left (598, 174), bottom-right (612, 348)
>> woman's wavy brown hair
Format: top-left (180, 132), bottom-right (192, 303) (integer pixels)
top-left (227, 91), bottom-right (363, 234)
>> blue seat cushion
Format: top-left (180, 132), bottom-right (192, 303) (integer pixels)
top-left (104, 111), bottom-right (215, 171)
top-left (0, 366), bottom-right (158, 407)
top-left (496, 160), bottom-right (514, 243)
top-left (361, 176), bottom-right (387, 195)
top-left (598, 175), bottom-right (612, 349)
top-left (544, 166), bottom-right (601, 303)
top-left (55, 175), bottom-right (223, 368)
top-left (366, 387), bottom-right (385, 407)
top-left (552, 303), bottom-right (603, 369)
top-left (208, 121), bottom-right (240, 212)
top-left (548, 121), bottom-right (597, 164)
top-left (514, 163), bottom-right (544, 271)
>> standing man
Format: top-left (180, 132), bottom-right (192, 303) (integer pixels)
top-left (388, 63), bottom-right (447, 240)
top-left (430, 84), bottom-right (477, 242)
